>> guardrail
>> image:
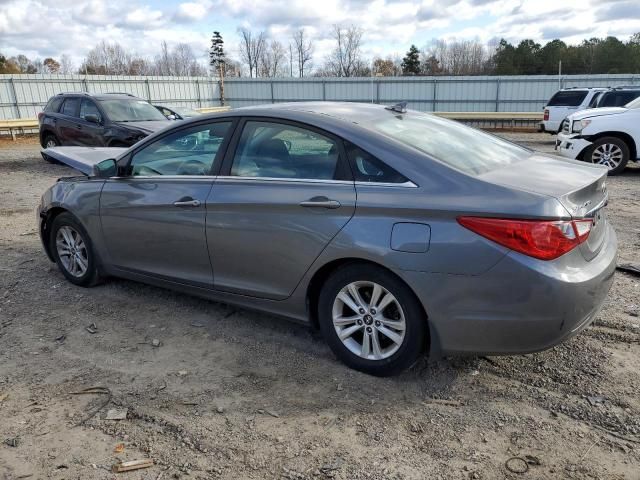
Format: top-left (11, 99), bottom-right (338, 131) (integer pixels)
top-left (0, 109), bottom-right (542, 140)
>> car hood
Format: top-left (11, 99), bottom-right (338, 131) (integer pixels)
top-left (41, 147), bottom-right (128, 175)
top-left (113, 120), bottom-right (169, 133)
top-left (480, 153), bottom-right (608, 218)
top-left (568, 107), bottom-right (627, 121)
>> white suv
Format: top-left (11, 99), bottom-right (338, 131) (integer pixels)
top-left (555, 96), bottom-right (640, 175)
top-left (540, 87), bottom-right (607, 134)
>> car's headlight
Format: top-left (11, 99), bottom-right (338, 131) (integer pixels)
top-left (572, 119), bottom-right (592, 133)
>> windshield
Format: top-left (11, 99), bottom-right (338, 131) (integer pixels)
top-left (625, 96), bottom-right (640, 109)
top-left (99, 99), bottom-right (167, 122)
top-left (370, 112), bottom-right (531, 175)
top-left (547, 90), bottom-right (588, 107)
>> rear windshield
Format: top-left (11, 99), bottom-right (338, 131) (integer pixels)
top-left (547, 91), bottom-right (588, 107)
top-left (598, 91), bottom-right (640, 108)
top-left (370, 112), bottom-right (531, 176)
top-left (99, 99), bottom-right (167, 122)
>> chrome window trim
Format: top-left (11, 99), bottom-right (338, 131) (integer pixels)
top-left (214, 176), bottom-right (417, 187)
top-left (215, 176), bottom-right (353, 185)
top-left (109, 175), bottom-right (216, 181)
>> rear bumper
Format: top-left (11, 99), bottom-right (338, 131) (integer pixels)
top-left (399, 223), bottom-right (617, 356)
top-left (556, 132), bottom-right (592, 160)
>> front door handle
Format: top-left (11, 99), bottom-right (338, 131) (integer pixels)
top-left (299, 197), bottom-right (341, 209)
top-left (173, 198), bottom-right (201, 207)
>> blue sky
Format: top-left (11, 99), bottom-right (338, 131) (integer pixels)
top-left (1, 0), bottom-right (638, 71)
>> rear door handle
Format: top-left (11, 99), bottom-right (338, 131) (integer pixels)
top-left (299, 197), bottom-right (341, 209)
top-left (173, 198), bottom-right (201, 207)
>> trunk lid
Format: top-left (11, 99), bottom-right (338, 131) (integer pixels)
top-left (480, 154), bottom-right (609, 261)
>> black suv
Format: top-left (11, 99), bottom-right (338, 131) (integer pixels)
top-left (38, 92), bottom-right (169, 148)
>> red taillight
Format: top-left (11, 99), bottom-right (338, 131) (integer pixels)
top-left (457, 217), bottom-right (592, 261)
top-left (543, 109), bottom-right (549, 121)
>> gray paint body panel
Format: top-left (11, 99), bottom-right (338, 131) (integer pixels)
top-left (37, 102), bottom-right (617, 358)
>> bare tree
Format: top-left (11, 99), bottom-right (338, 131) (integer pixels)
top-left (260, 40), bottom-right (286, 77)
top-left (292, 29), bottom-right (313, 77)
top-left (153, 42), bottom-right (206, 76)
top-left (59, 54), bottom-right (74, 74)
top-left (422, 39), bottom-right (489, 75)
top-left (324, 25), bottom-right (366, 77)
top-left (237, 28), bottom-right (267, 77)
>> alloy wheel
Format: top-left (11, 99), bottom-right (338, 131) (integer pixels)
top-left (45, 139), bottom-right (58, 148)
top-left (331, 281), bottom-right (406, 361)
top-left (55, 226), bottom-right (89, 277)
top-left (591, 143), bottom-right (623, 170)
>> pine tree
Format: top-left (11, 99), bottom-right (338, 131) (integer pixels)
top-left (401, 45), bottom-right (421, 75)
top-left (209, 31), bottom-right (225, 74)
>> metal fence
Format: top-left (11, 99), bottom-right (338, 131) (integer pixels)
top-left (1, 73), bottom-right (639, 120)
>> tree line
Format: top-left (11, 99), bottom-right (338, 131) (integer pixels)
top-left (1, 30), bottom-right (639, 77)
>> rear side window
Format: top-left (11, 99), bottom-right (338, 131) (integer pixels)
top-left (346, 143), bottom-right (407, 183)
top-left (547, 91), bottom-right (588, 107)
top-left (61, 98), bottom-right (80, 117)
top-left (44, 97), bottom-right (63, 113)
top-left (231, 121), bottom-right (341, 180)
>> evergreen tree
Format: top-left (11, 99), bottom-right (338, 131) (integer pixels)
top-left (209, 31), bottom-right (225, 74)
top-left (401, 45), bottom-right (421, 75)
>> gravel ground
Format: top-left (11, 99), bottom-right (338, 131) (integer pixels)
top-left (0, 134), bottom-right (639, 480)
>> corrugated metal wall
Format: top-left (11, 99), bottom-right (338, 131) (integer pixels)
top-left (1, 73), bottom-right (638, 119)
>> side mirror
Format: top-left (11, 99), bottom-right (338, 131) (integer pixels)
top-left (91, 158), bottom-right (118, 178)
top-left (167, 114), bottom-right (177, 120)
top-left (85, 114), bottom-right (101, 124)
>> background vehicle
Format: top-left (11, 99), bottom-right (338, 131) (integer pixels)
top-left (38, 92), bottom-right (169, 149)
top-left (593, 86), bottom-right (640, 108)
top-left (556, 96), bottom-right (640, 175)
top-left (155, 105), bottom-right (201, 120)
top-left (38, 102), bottom-right (616, 376)
top-left (540, 87), bottom-right (607, 134)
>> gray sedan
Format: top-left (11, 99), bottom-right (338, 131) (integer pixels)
top-left (37, 102), bottom-right (617, 376)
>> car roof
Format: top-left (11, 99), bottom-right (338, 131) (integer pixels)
top-left (56, 92), bottom-right (144, 101)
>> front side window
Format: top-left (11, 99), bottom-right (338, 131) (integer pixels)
top-left (231, 121), bottom-right (340, 180)
top-left (80, 99), bottom-right (101, 122)
top-left (346, 143), bottom-right (408, 183)
top-left (61, 98), bottom-right (80, 117)
top-left (130, 122), bottom-right (231, 176)
top-left (600, 91), bottom-right (640, 107)
top-left (99, 99), bottom-right (167, 122)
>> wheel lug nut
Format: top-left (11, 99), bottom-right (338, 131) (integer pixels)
top-left (370, 309), bottom-right (376, 314)
top-left (357, 319), bottom-right (363, 325)
top-left (359, 308), bottom-right (365, 314)
top-left (375, 321), bottom-right (380, 327)
top-left (366, 327), bottom-right (372, 333)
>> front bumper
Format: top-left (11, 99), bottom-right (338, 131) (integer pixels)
top-left (555, 132), bottom-right (593, 160)
top-left (399, 222), bottom-right (617, 357)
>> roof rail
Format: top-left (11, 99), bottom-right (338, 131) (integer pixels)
top-left (56, 91), bottom-right (91, 96)
top-left (103, 92), bottom-right (136, 97)
top-left (611, 85), bottom-right (640, 90)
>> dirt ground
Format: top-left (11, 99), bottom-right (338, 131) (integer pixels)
top-left (0, 134), bottom-right (639, 480)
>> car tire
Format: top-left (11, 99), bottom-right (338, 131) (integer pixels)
top-left (42, 134), bottom-right (60, 161)
top-left (585, 137), bottom-right (629, 176)
top-left (50, 212), bottom-right (102, 287)
top-left (318, 263), bottom-right (427, 376)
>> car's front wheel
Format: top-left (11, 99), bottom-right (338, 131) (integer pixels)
top-left (50, 212), bottom-right (102, 287)
top-left (585, 137), bottom-right (629, 175)
top-left (318, 264), bottom-right (427, 376)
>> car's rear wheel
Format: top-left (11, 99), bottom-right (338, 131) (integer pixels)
top-left (50, 213), bottom-right (102, 287)
top-left (585, 137), bottom-right (629, 175)
top-left (318, 264), bottom-right (427, 376)
top-left (42, 134), bottom-right (60, 163)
